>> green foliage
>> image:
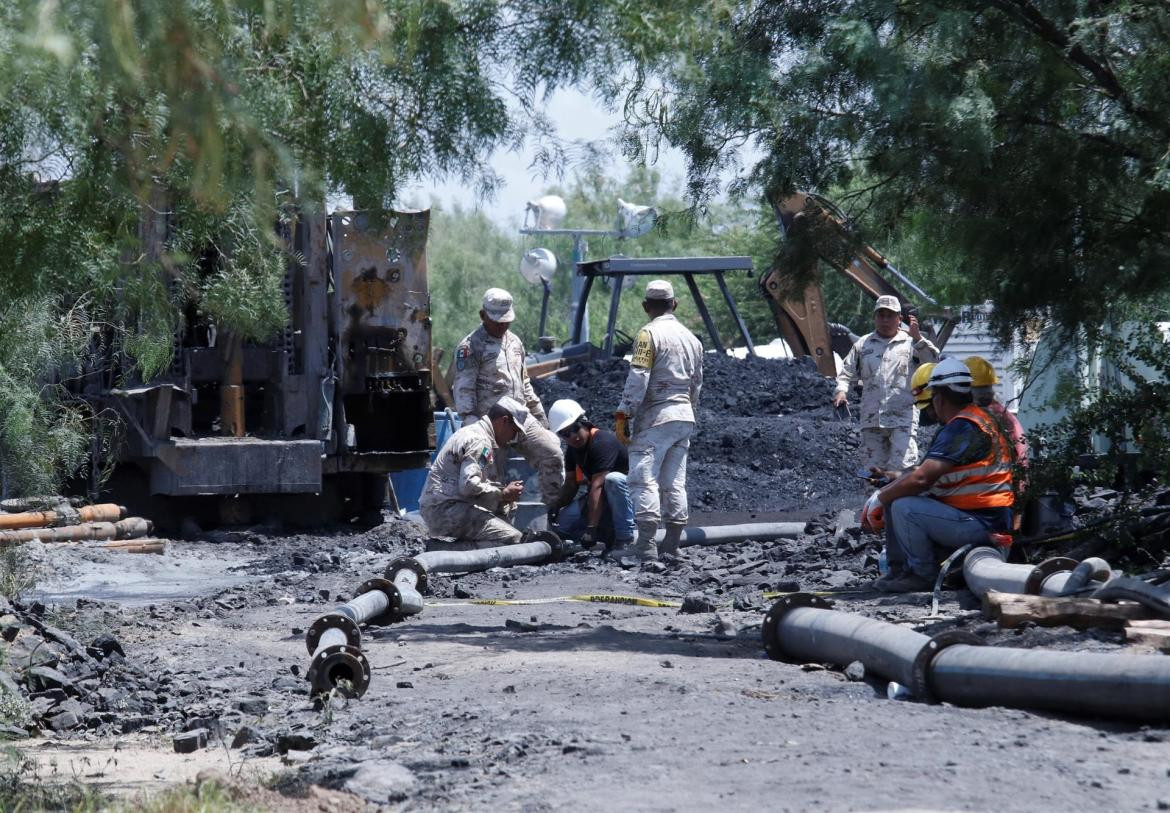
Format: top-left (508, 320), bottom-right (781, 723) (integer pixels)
top-left (616, 0), bottom-right (1170, 338)
top-left (1026, 321), bottom-right (1170, 504)
top-left (0, 297), bottom-right (92, 496)
top-left (0, 0), bottom-right (674, 494)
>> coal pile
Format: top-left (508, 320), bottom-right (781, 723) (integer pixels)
top-left (535, 354), bottom-right (865, 514)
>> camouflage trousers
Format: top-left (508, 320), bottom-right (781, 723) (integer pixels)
top-left (419, 499), bottom-right (522, 550)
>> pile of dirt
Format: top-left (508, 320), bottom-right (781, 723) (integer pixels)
top-left (535, 354), bottom-right (865, 513)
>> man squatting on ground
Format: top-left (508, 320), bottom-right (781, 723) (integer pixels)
top-left (547, 398), bottom-right (635, 551)
top-left (834, 295), bottom-right (939, 478)
top-left (615, 279), bottom-right (704, 562)
top-left (419, 397), bottom-right (531, 550)
top-left (452, 287), bottom-right (565, 504)
top-left (862, 357), bottom-right (1017, 592)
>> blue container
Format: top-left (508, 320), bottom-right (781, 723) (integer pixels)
top-left (390, 411), bottom-right (461, 511)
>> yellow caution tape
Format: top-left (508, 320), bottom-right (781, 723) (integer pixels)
top-left (426, 593), bottom-right (680, 609)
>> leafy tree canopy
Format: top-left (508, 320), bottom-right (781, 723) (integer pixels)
top-left (616, 0), bottom-right (1170, 336)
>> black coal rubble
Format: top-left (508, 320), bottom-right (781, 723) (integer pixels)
top-left (534, 354), bottom-right (866, 513)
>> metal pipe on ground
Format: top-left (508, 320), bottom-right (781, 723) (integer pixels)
top-left (0, 517), bottom-right (154, 546)
top-left (0, 503), bottom-right (125, 531)
top-left (670, 522), bottom-right (805, 547)
top-left (305, 578), bottom-right (424, 698)
top-left (762, 594), bottom-right (1170, 722)
top-left (962, 546), bottom-right (1110, 598)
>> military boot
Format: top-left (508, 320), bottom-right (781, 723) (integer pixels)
top-left (659, 522), bottom-right (686, 563)
top-left (630, 522), bottom-right (659, 562)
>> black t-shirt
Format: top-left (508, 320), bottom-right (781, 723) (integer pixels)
top-left (564, 428), bottom-right (628, 484)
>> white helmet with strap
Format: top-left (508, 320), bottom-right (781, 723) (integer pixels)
top-left (548, 399), bottom-right (586, 433)
top-left (928, 357), bottom-right (973, 394)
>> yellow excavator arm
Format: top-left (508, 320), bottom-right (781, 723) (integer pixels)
top-left (760, 191), bottom-right (953, 376)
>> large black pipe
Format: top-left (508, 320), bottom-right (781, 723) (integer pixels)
top-left (673, 522), bottom-right (805, 547)
top-left (763, 594), bottom-right (1170, 722)
top-left (962, 546), bottom-right (1111, 598)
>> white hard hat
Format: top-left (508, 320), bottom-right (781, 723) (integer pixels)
top-left (928, 357), bottom-right (973, 394)
top-left (548, 399), bottom-right (586, 434)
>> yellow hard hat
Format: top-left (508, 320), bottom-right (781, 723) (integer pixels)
top-left (964, 356), bottom-right (999, 388)
top-left (911, 362), bottom-right (935, 410)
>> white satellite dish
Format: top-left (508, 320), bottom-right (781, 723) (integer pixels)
top-left (616, 198), bottom-right (657, 238)
top-left (519, 247), bottom-right (558, 284)
top-left (525, 195), bottom-right (567, 229)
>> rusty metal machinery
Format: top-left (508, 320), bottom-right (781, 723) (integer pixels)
top-left (78, 208), bottom-right (435, 527)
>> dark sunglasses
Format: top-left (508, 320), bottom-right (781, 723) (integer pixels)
top-left (557, 421), bottom-right (582, 438)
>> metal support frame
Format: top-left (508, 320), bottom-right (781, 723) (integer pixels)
top-left (572, 256), bottom-right (756, 356)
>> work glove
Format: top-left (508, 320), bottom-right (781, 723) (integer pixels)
top-left (615, 411), bottom-right (631, 445)
top-left (578, 527), bottom-right (598, 548)
top-left (860, 491), bottom-right (885, 533)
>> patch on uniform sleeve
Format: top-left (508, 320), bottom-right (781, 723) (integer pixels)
top-left (456, 344), bottom-right (471, 371)
top-left (631, 329), bottom-right (654, 369)
top-left (480, 446), bottom-right (493, 465)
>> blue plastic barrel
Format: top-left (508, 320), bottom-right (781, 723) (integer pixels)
top-left (390, 411), bottom-right (461, 511)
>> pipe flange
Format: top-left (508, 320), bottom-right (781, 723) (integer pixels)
top-left (910, 630), bottom-right (984, 703)
top-left (305, 612), bottom-right (360, 656)
top-left (306, 643), bottom-right (371, 699)
top-left (1024, 556), bottom-right (1079, 595)
top-left (534, 529), bottom-right (566, 562)
top-left (356, 577), bottom-right (402, 626)
top-left (385, 557), bottom-right (428, 593)
top-left (760, 593), bottom-right (834, 662)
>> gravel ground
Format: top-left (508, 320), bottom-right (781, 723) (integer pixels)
top-left (1, 512), bottom-right (1167, 810)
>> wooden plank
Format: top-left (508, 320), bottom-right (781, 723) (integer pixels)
top-left (1125, 620), bottom-right (1170, 652)
top-left (983, 590), bottom-right (1153, 630)
top-left (525, 358), bottom-right (566, 379)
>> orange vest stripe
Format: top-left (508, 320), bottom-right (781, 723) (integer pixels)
top-left (930, 405), bottom-right (1015, 511)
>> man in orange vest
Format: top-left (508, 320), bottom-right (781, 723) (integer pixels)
top-left (864, 357), bottom-right (1016, 593)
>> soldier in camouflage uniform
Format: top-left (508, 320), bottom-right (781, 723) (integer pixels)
top-left (452, 288), bottom-right (564, 504)
top-left (615, 280), bottom-right (704, 562)
top-left (834, 295), bottom-right (940, 476)
top-left (419, 397), bottom-right (529, 550)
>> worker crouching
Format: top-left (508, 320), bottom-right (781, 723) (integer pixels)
top-left (547, 398), bottom-right (635, 552)
top-left (866, 358), bottom-right (1016, 592)
top-left (419, 397), bottom-right (530, 551)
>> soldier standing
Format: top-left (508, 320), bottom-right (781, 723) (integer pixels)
top-left (833, 295), bottom-right (939, 476)
top-left (452, 288), bottom-right (564, 504)
top-left (615, 280), bottom-right (703, 562)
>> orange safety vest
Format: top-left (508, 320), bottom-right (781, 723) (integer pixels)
top-left (929, 405), bottom-right (1015, 511)
top-left (573, 428), bottom-right (601, 485)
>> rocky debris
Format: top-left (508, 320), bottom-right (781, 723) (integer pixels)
top-left (173, 728), bottom-right (209, 753)
top-left (343, 760), bottom-right (417, 803)
top-left (535, 354), bottom-right (867, 513)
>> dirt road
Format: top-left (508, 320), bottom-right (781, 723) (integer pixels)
top-left (13, 521), bottom-right (1170, 811)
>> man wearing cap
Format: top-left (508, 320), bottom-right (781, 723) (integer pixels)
top-left (865, 357), bottom-right (1016, 592)
top-left (615, 280), bottom-right (704, 562)
top-left (834, 295), bottom-right (939, 476)
top-left (452, 288), bottom-right (564, 504)
top-left (419, 396), bottom-right (530, 550)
